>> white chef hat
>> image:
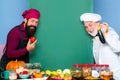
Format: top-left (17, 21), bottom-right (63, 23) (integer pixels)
top-left (80, 13), bottom-right (102, 22)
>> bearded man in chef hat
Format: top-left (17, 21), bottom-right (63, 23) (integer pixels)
top-left (0, 8), bottom-right (40, 75)
top-left (80, 13), bottom-right (120, 80)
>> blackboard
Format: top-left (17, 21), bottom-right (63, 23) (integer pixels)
top-left (29, 0), bottom-right (94, 70)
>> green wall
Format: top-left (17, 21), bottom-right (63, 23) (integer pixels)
top-left (29, 0), bottom-right (93, 70)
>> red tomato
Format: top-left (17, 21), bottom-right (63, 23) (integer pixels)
top-left (30, 36), bottom-right (36, 42)
top-left (20, 72), bottom-right (23, 74)
top-left (20, 71), bottom-right (28, 74)
top-left (23, 71), bottom-right (28, 74)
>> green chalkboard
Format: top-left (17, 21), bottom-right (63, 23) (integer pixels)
top-left (29, 0), bottom-right (93, 70)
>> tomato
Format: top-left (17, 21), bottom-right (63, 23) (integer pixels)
top-left (20, 72), bottom-right (23, 74)
top-left (20, 71), bottom-right (28, 74)
top-left (23, 71), bottom-right (28, 74)
top-left (30, 36), bottom-right (36, 42)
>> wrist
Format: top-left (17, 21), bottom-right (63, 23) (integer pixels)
top-left (26, 47), bottom-right (30, 52)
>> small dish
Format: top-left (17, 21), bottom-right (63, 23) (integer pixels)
top-left (34, 77), bottom-right (48, 80)
top-left (19, 74), bottom-right (30, 79)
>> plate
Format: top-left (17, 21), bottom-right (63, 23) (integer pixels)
top-left (34, 77), bottom-right (48, 80)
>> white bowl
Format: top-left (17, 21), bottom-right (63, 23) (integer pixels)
top-left (34, 77), bottom-right (48, 80)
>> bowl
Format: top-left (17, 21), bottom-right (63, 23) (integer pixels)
top-left (19, 74), bottom-right (30, 79)
top-left (34, 77), bottom-right (48, 80)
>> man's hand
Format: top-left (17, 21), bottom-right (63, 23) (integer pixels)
top-left (100, 22), bottom-right (109, 36)
top-left (26, 39), bottom-right (37, 51)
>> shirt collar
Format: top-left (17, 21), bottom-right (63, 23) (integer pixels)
top-left (19, 22), bottom-right (25, 32)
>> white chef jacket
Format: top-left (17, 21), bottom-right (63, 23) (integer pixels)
top-left (93, 27), bottom-right (120, 80)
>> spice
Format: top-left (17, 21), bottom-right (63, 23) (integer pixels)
top-left (82, 64), bottom-right (91, 77)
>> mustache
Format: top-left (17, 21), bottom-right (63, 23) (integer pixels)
top-left (28, 25), bottom-right (36, 30)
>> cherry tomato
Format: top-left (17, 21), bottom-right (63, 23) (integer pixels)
top-left (23, 71), bottom-right (28, 74)
top-left (20, 71), bottom-right (28, 74)
top-left (20, 72), bottom-right (23, 74)
top-left (30, 36), bottom-right (36, 42)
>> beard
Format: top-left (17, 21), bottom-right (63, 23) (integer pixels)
top-left (88, 29), bottom-right (98, 37)
top-left (88, 26), bottom-right (98, 37)
top-left (25, 24), bottom-right (37, 38)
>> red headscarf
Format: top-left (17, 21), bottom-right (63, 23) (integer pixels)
top-left (22, 8), bottom-right (40, 19)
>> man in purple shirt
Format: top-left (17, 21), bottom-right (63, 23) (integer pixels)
top-left (0, 8), bottom-right (40, 71)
